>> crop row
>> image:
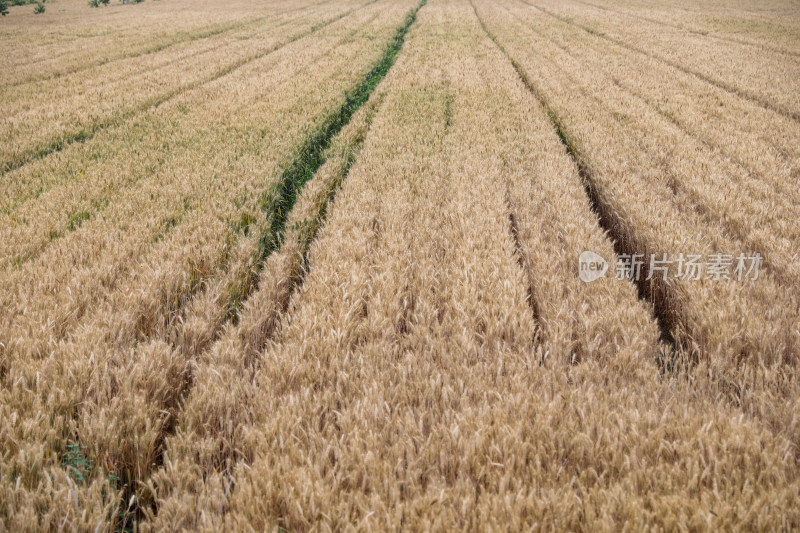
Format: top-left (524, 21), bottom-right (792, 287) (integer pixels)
top-left (0, 0), bottom-right (325, 87)
top-left (0, 1), bottom-right (419, 528)
top-left (141, 0), bottom-right (798, 528)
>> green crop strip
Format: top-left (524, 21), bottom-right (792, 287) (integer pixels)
top-left (226, 0), bottom-right (426, 321)
top-left (111, 2), bottom-right (423, 528)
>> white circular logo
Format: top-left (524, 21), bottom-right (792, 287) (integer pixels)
top-left (579, 251), bottom-right (608, 283)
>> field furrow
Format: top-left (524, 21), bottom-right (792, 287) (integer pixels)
top-left (475, 0), bottom-right (800, 373)
top-left (159, 1), bottom-right (795, 528)
top-left (0, 0), bottom-right (325, 87)
top-left (525, 0), bottom-right (800, 121)
top-left (502, 0), bottom-right (800, 200)
top-left (0, 0), bottom-right (371, 176)
top-left (0, 2), bottom-right (391, 360)
top-left (0, 2), bottom-right (421, 529)
top-left (1, 0), bottom-right (799, 529)
top-left (61, 6), bottom-right (416, 527)
top-left (494, 0), bottom-right (800, 289)
top-left (0, 2), bottom-right (383, 270)
top-left (149, 81), bottom-right (387, 533)
top-left (570, 0), bottom-right (800, 58)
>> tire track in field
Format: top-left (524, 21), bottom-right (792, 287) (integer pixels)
top-left (491, 0), bottom-right (799, 291)
top-left (0, 6), bottom-right (400, 524)
top-left (569, 0), bottom-right (800, 59)
top-left (0, 6), bottom-right (389, 382)
top-left (492, 0), bottom-right (799, 289)
top-left (135, 46), bottom-right (391, 533)
top-left (471, 0), bottom-right (681, 361)
top-left (0, 2), bottom-right (371, 177)
top-left (146, 0), bottom-right (423, 513)
top-left (499, 0), bottom-right (798, 192)
top-left (519, 0), bottom-right (800, 123)
top-left (180, 0), bottom-right (419, 401)
top-left (486, 1), bottom-right (798, 369)
top-left (75, 2), bottom-right (424, 525)
top-left (505, 198), bottom-right (542, 328)
top-left (0, 7), bottom-right (395, 387)
top-left (4, 9), bottom-right (384, 273)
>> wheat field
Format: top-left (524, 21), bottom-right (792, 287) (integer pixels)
top-left (0, 0), bottom-right (798, 530)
